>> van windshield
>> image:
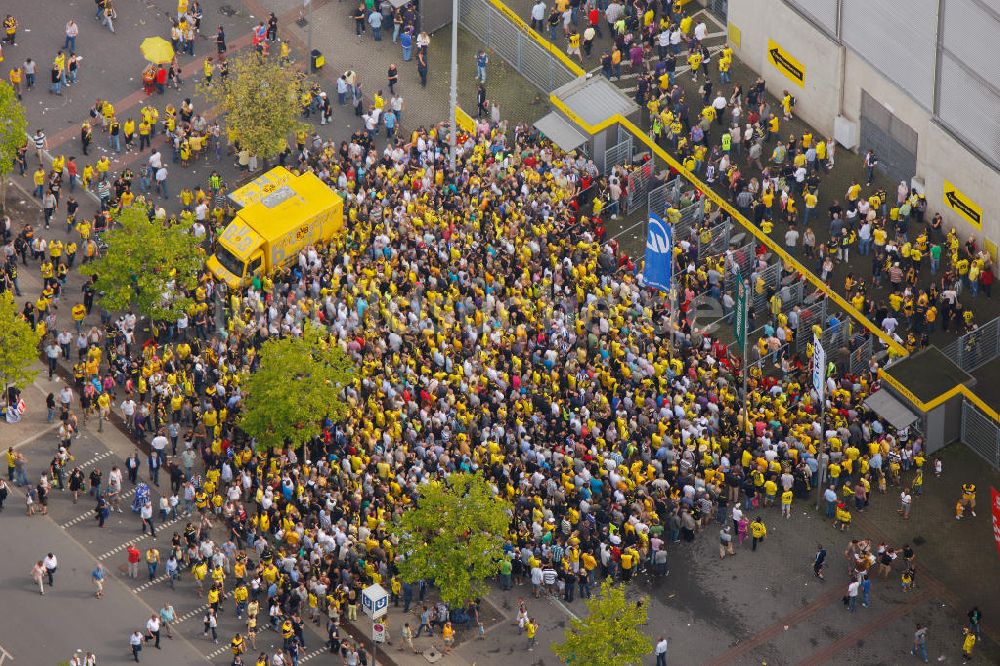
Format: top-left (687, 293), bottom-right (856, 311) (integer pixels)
top-left (214, 247), bottom-right (246, 278)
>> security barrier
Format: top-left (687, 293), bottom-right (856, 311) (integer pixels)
top-left (961, 400), bottom-right (1000, 470)
top-left (939, 316), bottom-right (1000, 374)
top-left (458, 0), bottom-right (581, 94)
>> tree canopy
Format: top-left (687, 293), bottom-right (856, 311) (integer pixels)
top-left (0, 291), bottom-right (41, 392)
top-left (238, 322), bottom-right (355, 452)
top-left (391, 472), bottom-right (512, 606)
top-left (200, 52), bottom-right (307, 161)
top-left (79, 205), bottom-right (204, 322)
top-left (0, 81), bottom-right (28, 213)
top-left (553, 579), bottom-right (654, 666)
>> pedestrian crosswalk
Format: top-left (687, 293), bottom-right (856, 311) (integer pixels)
top-left (98, 513), bottom-right (187, 560)
top-left (59, 486), bottom-right (137, 528)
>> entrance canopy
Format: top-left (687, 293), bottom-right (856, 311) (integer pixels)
top-left (534, 111), bottom-right (588, 151)
top-left (864, 389), bottom-right (921, 431)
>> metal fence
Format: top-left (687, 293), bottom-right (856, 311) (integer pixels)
top-left (698, 220), bottom-right (732, 257)
top-left (939, 316), bottom-right (1000, 374)
top-left (604, 137), bottom-right (633, 173)
top-left (626, 162), bottom-right (654, 212)
top-left (796, 298), bottom-right (828, 354)
top-left (961, 399), bottom-right (1000, 469)
top-left (458, 0), bottom-right (580, 95)
top-left (849, 335), bottom-right (874, 375)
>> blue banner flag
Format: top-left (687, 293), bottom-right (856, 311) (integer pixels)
top-left (644, 213), bottom-right (673, 292)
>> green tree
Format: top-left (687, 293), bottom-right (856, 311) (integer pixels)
top-left (391, 472), bottom-right (512, 606)
top-left (238, 322), bottom-right (355, 452)
top-left (79, 205), bottom-right (204, 322)
top-left (0, 81), bottom-right (29, 213)
top-left (553, 579), bottom-right (653, 666)
top-left (200, 52), bottom-right (307, 161)
top-left (0, 291), bottom-right (41, 398)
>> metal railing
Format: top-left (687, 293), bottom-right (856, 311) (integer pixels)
top-left (961, 399), bottom-right (1000, 470)
top-left (604, 137), bottom-right (633, 173)
top-left (458, 0), bottom-right (581, 95)
top-left (939, 316), bottom-right (1000, 374)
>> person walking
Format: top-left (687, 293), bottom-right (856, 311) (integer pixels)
top-left (750, 516), bottom-right (766, 551)
top-left (654, 636), bottom-right (668, 666)
top-left (814, 544), bottom-right (827, 579)
top-left (911, 623), bottom-right (928, 663)
top-left (145, 614), bottom-right (162, 649)
top-left (43, 552), bottom-right (58, 586)
top-left (31, 560), bottom-right (46, 595)
top-left (127, 544), bottom-right (141, 579)
top-left (967, 607), bottom-right (982, 639)
top-left (846, 579), bottom-right (860, 612)
top-left (130, 629), bottom-right (144, 661)
top-left (961, 626), bottom-right (976, 663)
top-left (159, 603), bottom-right (176, 639)
top-left (475, 49), bottom-right (488, 83)
top-left (719, 525), bottom-right (734, 559)
top-left (91, 562), bottom-right (106, 598)
top-left (141, 500), bottom-right (156, 536)
top-left (145, 545), bottom-right (160, 580)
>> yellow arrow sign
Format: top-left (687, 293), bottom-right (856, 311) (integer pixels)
top-left (767, 39), bottom-right (805, 87)
top-left (943, 180), bottom-right (982, 229)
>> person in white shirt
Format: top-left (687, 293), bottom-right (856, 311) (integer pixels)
top-left (529, 0), bottom-right (546, 31)
top-left (654, 636), bottom-right (669, 666)
top-left (43, 552), bottom-right (58, 586)
top-left (146, 614), bottom-right (162, 648)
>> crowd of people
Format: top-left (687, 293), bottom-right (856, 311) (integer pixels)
top-left (5, 101), bottom-right (978, 662)
top-left (0, 1), bottom-right (993, 664)
top-left (526, 0), bottom-right (995, 351)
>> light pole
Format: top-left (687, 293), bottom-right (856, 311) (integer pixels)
top-left (304, 0), bottom-right (313, 66)
top-left (449, 0), bottom-right (459, 170)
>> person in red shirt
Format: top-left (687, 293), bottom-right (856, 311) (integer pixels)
top-left (126, 544), bottom-right (141, 579)
top-left (155, 65), bottom-right (167, 94)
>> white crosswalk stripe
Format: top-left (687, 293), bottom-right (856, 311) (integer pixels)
top-left (59, 486), bottom-right (137, 528)
top-left (98, 513), bottom-right (187, 560)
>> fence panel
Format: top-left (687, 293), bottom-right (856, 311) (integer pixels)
top-left (626, 163), bottom-right (653, 212)
top-left (940, 316), bottom-right (1000, 373)
top-left (796, 298), bottom-right (828, 354)
top-left (749, 263), bottom-right (781, 316)
top-left (604, 137), bottom-right (633, 173)
top-left (698, 220), bottom-right (732, 258)
top-left (849, 335), bottom-right (874, 375)
top-left (961, 400), bottom-right (1000, 470)
top-left (458, 0), bottom-right (579, 95)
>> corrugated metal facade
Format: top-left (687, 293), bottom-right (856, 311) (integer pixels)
top-left (840, 0), bottom-right (938, 111)
top-left (786, 0), bottom-right (839, 36)
top-left (778, 0), bottom-right (1000, 170)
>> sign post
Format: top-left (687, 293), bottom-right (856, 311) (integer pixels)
top-left (813, 334), bottom-right (827, 510)
top-left (362, 583), bottom-right (389, 665)
top-left (736, 280), bottom-right (750, 442)
top-left (992, 487), bottom-right (1000, 557)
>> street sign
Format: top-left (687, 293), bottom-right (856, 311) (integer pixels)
top-left (734, 280), bottom-right (748, 350)
top-left (373, 621), bottom-right (387, 643)
top-left (362, 583), bottom-right (389, 619)
top-left (813, 334), bottom-right (826, 401)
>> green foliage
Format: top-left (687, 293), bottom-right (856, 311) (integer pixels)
top-left (239, 322), bottom-right (355, 451)
top-left (0, 81), bottom-right (29, 212)
top-left (553, 579), bottom-right (654, 666)
top-left (200, 53), bottom-right (307, 160)
top-left (391, 472), bottom-right (513, 606)
top-left (0, 291), bottom-right (41, 391)
top-left (79, 205), bottom-right (204, 322)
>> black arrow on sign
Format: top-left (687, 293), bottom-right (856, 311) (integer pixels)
top-left (769, 48), bottom-right (804, 83)
top-left (945, 190), bottom-right (981, 225)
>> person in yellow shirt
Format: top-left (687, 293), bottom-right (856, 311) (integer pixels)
top-left (781, 489), bottom-right (793, 519)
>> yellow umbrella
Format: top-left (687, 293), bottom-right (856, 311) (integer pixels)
top-left (140, 37), bottom-right (174, 64)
